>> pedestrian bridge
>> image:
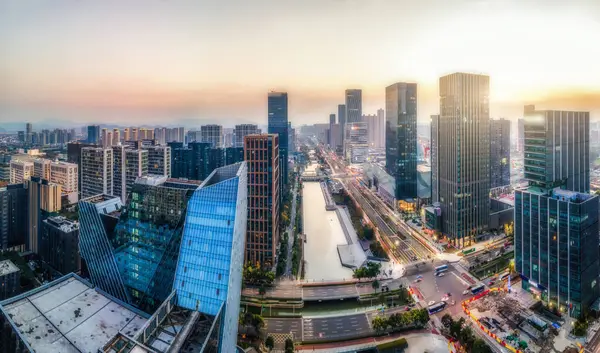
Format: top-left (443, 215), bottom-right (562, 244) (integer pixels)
top-left (301, 174), bottom-right (325, 181)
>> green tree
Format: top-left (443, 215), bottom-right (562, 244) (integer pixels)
top-left (441, 313), bottom-right (454, 328)
top-left (450, 317), bottom-right (465, 339)
top-left (285, 338), bottom-right (294, 353)
top-left (459, 326), bottom-right (476, 351)
top-left (372, 316), bottom-right (388, 332)
top-left (265, 336), bottom-right (275, 351)
top-left (472, 339), bottom-right (493, 353)
top-left (372, 280), bottom-right (380, 292)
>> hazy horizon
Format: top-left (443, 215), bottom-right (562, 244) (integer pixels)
top-left (2, 0), bottom-right (600, 127)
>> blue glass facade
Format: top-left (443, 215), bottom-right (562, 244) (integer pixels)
top-left (174, 162), bottom-right (247, 353)
top-left (515, 188), bottom-right (599, 317)
top-left (268, 92), bottom-right (288, 187)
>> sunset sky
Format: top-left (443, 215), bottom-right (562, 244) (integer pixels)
top-left (1, 0), bottom-right (600, 128)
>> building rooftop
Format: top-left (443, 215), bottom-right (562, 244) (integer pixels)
top-left (80, 194), bottom-right (124, 215)
top-left (0, 274), bottom-right (148, 353)
top-left (44, 216), bottom-right (79, 233)
top-left (0, 260), bottom-right (19, 276)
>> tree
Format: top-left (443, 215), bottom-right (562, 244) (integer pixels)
top-left (441, 313), bottom-right (454, 328)
top-left (372, 280), bottom-right (380, 292)
top-left (265, 336), bottom-right (275, 351)
top-left (372, 316), bottom-right (388, 332)
top-left (450, 317), bottom-right (465, 339)
top-left (472, 339), bottom-right (493, 353)
top-left (459, 326), bottom-right (476, 350)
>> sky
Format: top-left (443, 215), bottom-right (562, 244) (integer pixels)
top-left (1, 0), bottom-right (600, 129)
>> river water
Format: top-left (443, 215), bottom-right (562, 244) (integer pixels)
top-left (302, 182), bottom-right (354, 281)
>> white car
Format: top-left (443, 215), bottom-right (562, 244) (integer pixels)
top-left (436, 272), bottom-right (445, 277)
top-left (428, 300), bottom-right (436, 306)
top-left (462, 290), bottom-right (470, 295)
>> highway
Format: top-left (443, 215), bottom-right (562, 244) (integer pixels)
top-left (321, 147), bottom-right (435, 264)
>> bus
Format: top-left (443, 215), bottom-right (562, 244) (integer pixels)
top-left (471, 284), bottom-right (485, 295)
top-left (499, 272), bottom-right (510, 281)
top-left (434, 265), bottom-right (448, 273)
top-left (428, 302), bottom-right (447, 315)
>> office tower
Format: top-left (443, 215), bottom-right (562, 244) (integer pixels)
top-left (0, 184), bottom-right (28, 251)
top-left (201, 124), bottom-right (224, 148)
top-left (377, 108), bottom-right (385, 148)
top-left (87, 125), bottom-right (100, 144)
top-left (431, 114), bottom-right (440, 203)
top-left (386, 82), bottom-right (418, 201)
top-left (268, 91), bottom-right (289, 187)
top-left (123, 127), bottom-right (130, 141)
top-left (9, 160), bottom-right (34, 184)
top-left (515, 188), bottom-right (599, 318)
top-left (49, 161), bottom-right (79, 203)
top-left (40, 216), bottom-right (81, 274)
top-left (517, 118), bottom-right (525, 153)
top-left (345, 122), bottom-right (369, 164)
top-left (436, 73), bottom-right (490, 247)
top-left (234, 124), bottom-right (261, 148)
top-left (329, 113), bottom-right (337, 147)
top-left (225, 147), bottom-right (245, 165)
top-left (33, 158), bottom-right (51, 180)
top-left (25, 122), bottom-right (32, 144)
top-left (490, 118), bottom-right (511, 188)
top-left (81, 147), bottom-right (113, 198)
top-left (78, 163), bottom-right (247, 349)
top-left (288, 122), bottom-right (296, 153)
top-left (113, 147), bottom-right (148, 202)
top-left (145, 145), bottom-right (171, 177)
top-left (345, 89), bottom-right (362, 123)
top-left (338, 104), bottom-right (346, 149)
top-left (113, 128), bottom-right (120, 145)
top-left (174, 162), bottom-right (247, 352)
top-left (524, 105), bottom-right (590, 193)
top-left (27, 177), bottom-right (62, 253)
top-left (244, 134), bottom-right (280, 266)
top-left (330, 113), bottom-right (336, 125)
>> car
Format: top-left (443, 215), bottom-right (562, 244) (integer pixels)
top-left (414, 278), bottom-right (422, 283)
top-left (462, 290), bottom-right (470, 295)
top-left (436, 272), bottom-right (445, 277)
top-left (441, 296), bottom-right (449, 302)
top-left (428, 301), bottom-right (436, 306)
top-left (488, 280), bottom-right (495, 285)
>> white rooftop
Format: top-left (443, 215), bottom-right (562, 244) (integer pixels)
top-left (0, 260), bottom-right (19, 276)
top-left (1, 275), bottom-right (147, 353)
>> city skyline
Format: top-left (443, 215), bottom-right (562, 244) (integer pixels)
top-left (2, 0), bottom-right (600, 128)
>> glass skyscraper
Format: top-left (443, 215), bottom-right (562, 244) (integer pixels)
top-left (79, 163), bottom-right (247, 351)
top-left (385, 82), bottom-right (418, 201)
top-left (490, 118), bottom-right (511, 188)
top-left (515, 188), bottom-right (599, 318)
top-left (268, 92), bottom-right (288, 187)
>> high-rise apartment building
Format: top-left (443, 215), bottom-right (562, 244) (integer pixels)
top-left (145, 145), bottom-right (171, 177)
top-left (200, 124), bottom-right (223, 148)
top-left (87, 125), bottom-right (100, 144)
top-left (113, 147), bottom-right (148, 202)
top-left (345, 122), bottom-right (369, 164)
top-left (515, 188), bottom-right (599, 318)
top-left (490, 118), bottom-right (511, 188)
top-left (0, 154), bottom-right (11, 182)
top-left (0, 260), bottom-right (20, 300)
top-left (386, 82), bottom-right (418, 201)
top-left (40, 216), bottom-right (81, 275)
top-left (49, 161), bottom-right (79, 203)
top-left (244, 134), bottom-right (280, 267)
top-left (523, 105), bottom-right (589, 193)
top-left (234, 124), bottom-right (261, 148)
top-left (9, 160), bottom-right (34, 184)
top-left (123, 128), bottom-right (130, 141)
top-left (268, 91), bottom-right (289, 187)
top-left (81, 147), bottom-right (113, 198)
top-left (33, 158), bottom-right (51, 180)
top-left (101, 128), bottom-right (109, 147)
top-left (288, 122), bottom-right (296, 153)
top-left (225, 147), bottom-right (245, 165)
top-left (364, 110), bottom-right (385, 149)
top-left (113, 128), bottom-right (120, 145)
top-left (435, 73), bottom-right (490, 247)
top-left (27, 177), bottom-right (62, 253)
top-left (131, 128), bottom-right (139, 141)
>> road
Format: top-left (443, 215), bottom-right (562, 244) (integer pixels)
top-left (266, 312), bottom-right (372, 342)
top-left (284, 174), bottom-right (299, 276)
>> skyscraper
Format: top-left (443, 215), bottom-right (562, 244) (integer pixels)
top-left (385, 82), bottom-right (418, 201)
top-left (430, 114), bottom-right (440, 204)
top-left (25, 123), bottom-right (32, 144)
top-left (113, 128), bottom-right (121, 145)
top-left (345, 122), bottom-right (369, 164)
top-left (268, 91), bottom-right (289, 187)
top-left (201, 124), bottom-right (224, 148)
top-left (145, 145), bottom-right (171, 177)
top-left (27, 177), bottom-right (62, 253)
top-left (33, 158), bottom-right (51, 180)
top-left (123, 127), bottom-right (130, 141)
top-left (435, 73), bottom-right (490, 247)
top-left (81, 147), bottom-right (113, 198)
top-left (345, 89), bottom-right (362, 123)
top-left (338, 104), bottom-right (346, 150)
top-left (87, 125), bottom-right (100, 144)
top-left (0, 184), bottom-right (28, 251)
top-left (330, 113), bottom-right (336, 125)
top-left (244, 134), bottom-right (280, 267)
top-left (523, 105), bottom-right (589, 193)
top-left (50, 161), bottom-right (79, 203)
top-left (234, 124), bottom-right (261, 148)
top-left (490, 118), bottom-right (511, 188)
top-left (517, 118), bottom-right (525, 153)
